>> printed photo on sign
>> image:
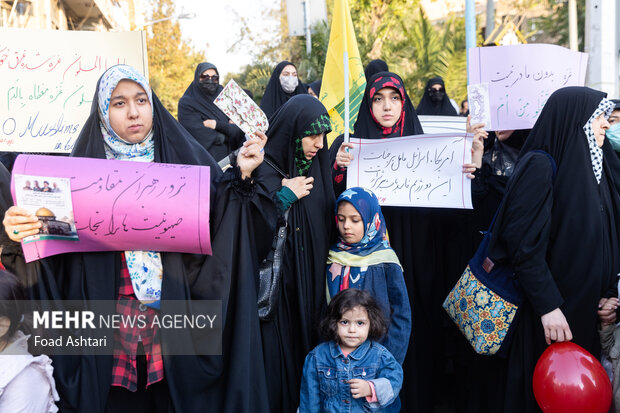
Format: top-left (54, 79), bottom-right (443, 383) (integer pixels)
top-left (467, 83), bottom-right (492, 130)
top-left (14, 174), bottom-right (78, 242)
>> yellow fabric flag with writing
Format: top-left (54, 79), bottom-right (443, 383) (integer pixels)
top-left (320, 0), bottom-right (366, 146)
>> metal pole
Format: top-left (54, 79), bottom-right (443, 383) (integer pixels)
top-left (303, 1), bottom-right (312, 55)
top-left (485, 0), bottom-right (495, 40)
top-left (343, 0), bottom-right (349, 143)
top-left (568, 0), bottom-right (578, 50)
top-left (465, 0), bottom-right (476, 84)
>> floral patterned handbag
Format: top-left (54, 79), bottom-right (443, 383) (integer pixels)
top-left (443, 150), bottom-right (556, 357)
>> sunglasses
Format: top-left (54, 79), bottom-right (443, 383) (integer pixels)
top-left (200, 74), bottom-right (219, 81)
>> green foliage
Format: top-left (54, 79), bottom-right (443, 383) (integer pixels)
top-left (224, 62), bottom-right (273, 104)
top-left (536, 0), bottom-right (585, 51)
top-left (146, 0), bottom-right (205, 117)
top-left (226, 0), bottom-right (471, 108)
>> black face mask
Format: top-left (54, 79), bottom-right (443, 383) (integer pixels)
top-left (199, 79), bottom-right (219, 95)
top-left (429, 89), bottom-right (445, 103)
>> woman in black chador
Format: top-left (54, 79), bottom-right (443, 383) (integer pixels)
top-left (259, 61), bottom-right (308, 119)
top-left (416, 76), bottom-right (458, 116)
top-left (3, 65), bottom-right (275, 413)
top-left (178, 62), bottom-right (245, 161)
top-left (256, 94), bottom-right (335, 413)
top-left (488, 87), bottom-right (620, 412)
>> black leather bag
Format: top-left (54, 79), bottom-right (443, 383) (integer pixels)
top-left (257, 209), bottom-right (289, 320)
top-left (257, 158), bottom-right (290, 321)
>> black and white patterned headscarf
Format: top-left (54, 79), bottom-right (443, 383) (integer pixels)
top-left (583, 98), bottom-right (614, 184)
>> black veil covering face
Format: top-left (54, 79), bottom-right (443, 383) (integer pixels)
top-left (486, 87), bottom-right (620, 412)
top-left (178, 62), bottom-right (245, 161)
top-left (256, 94), bottom-right (335, 413)
top-left (364, 59), bottom-right (389, 82)
top-left (416, 76), bottom-right (458, 116)
top-left (26, 66), bottom-right (276, 413)
top-left (259, 61), bottom-right (308, 119)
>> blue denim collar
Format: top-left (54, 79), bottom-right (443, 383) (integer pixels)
top-left (329, 339), bottom-right (371, 360)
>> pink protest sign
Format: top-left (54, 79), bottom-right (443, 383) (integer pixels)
top-left (468, 44), bottom-right (588, 130)
top-left (12, 155), bottom-right (211, 263)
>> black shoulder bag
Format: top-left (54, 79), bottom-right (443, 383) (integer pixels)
top-left (257, 158), bottom-right (290, 321)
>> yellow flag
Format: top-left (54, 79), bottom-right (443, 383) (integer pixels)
top-left (320, 0), bottom-right (366, 146)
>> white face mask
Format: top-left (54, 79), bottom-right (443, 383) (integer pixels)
top-left (280, 75), bottom-right (299, 93)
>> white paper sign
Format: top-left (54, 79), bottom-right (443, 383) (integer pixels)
top-left (418, 116), bottom-right (467, 134)
top-left (347, 134), bottom-right (473, 209)
top-left (468, 44), bottom-right (588, 130)
top-left (0, 28), bottom-right (148, 153)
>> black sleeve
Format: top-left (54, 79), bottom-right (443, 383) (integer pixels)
top-left (489, 153), bottom-right (563, 316)
top-left (328, 135), bottom-right (347, 196)
top-left (215, 121), bottom-right (246, 153)
top-left (177, 102), bottom-right (222, 150)
top-left (470, 166), bottom-right (487, 208)
top-left (212, 165), bottom-right (278, 263)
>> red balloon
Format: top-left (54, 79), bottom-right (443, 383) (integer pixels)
top-left (533, 342), bottom-right (612, 413)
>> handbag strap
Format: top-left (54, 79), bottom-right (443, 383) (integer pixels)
top-left (264, 157), bottom-right (290, 179)
top-left (269, 209), bottom-right (290, 251)
top-left (487, 149), bottom-right (557, 232)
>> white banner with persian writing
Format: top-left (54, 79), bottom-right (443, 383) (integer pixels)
top-left (0, 28), bottom-right (148, 153)
top-left (468, 44), bottom-right (588, 131)
top-left (347, 134), bottom-right (473, 209)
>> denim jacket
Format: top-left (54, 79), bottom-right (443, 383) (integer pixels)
top-left (299, 340), bottom-right (403, 412)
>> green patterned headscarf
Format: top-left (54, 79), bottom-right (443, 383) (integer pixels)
top-left (295, 113), bottom-right (332, 176)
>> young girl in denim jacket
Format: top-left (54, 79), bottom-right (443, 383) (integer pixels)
top-left (326, 187), bottom-right (411, 364)
top-left (299, 288), bottom-right (403, 412)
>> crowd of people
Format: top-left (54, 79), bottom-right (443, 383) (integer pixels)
top-left (0, 57), bottom-right (619, 413)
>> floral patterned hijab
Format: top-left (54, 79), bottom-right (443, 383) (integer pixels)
top-left (97, 65), bottom-right (161, 308)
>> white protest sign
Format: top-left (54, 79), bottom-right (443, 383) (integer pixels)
top-left (468, 44), bottom-right (588, 131)
top-left (418, 115), bottom-right (466, 134)
top-left (347, 134), bottom-right (473, 209)
top-left (0, 28), bottom-right (148, 153)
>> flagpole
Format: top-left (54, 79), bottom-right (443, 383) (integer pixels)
top-left (343, 0), bottom-right (350, 144)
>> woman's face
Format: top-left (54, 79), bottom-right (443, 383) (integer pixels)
top-left (608, 110), bottom-right (620, 126)
top-left (109, 80), bottom-right (153, 143)
top-left (371, 87), bottom-right (402, 128)
top-left (592, 113), bottom-right (611, 147)
top-left (200, 68), bottom-right (218, 81)
top-left (496, 130), bottom-right (515, 141)
top-left (280, 64), bottom-right (297, 78)
top-left (301, 133), bottom-right (324, 159)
